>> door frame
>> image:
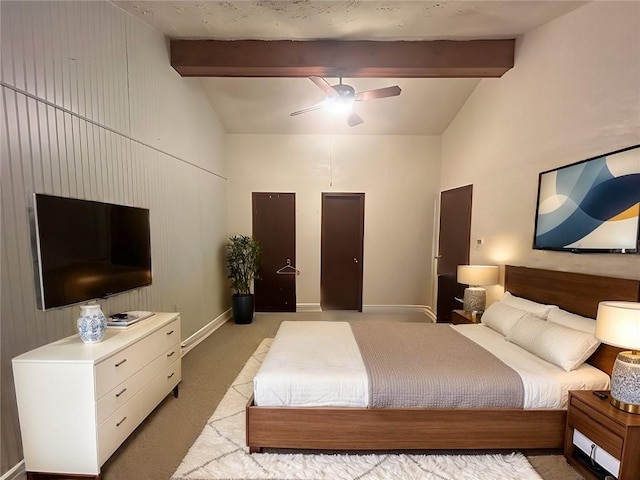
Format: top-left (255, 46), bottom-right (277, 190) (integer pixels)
top-left (320, 192), bottom-right (365, 312)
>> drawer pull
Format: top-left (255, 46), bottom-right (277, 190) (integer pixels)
top-left (116, 416), bottom-right (127, 427)
top-left (115, 358), bottom-right (127, 367)
top-left (168, 372), bottom-right (175, 379)
top-left (115, 388), bottom-right (127, 398)
top-left (166, 330), bottom-right (174, 336)
top-left (167, 351), bottom-right (175, 358)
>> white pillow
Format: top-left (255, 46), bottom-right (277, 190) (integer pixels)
top-left (500, 291), bottom-right (553, 319)
top-left (481, 301), bottom-right (530, 336)
top-left (546, 306), bottom-right (596, 334)
top-left (506, 314), bottom-right (600, 372)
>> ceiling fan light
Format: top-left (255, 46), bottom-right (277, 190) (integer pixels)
top-left (292, 76), bottom-right (399, 123)
top-left (324, 96), bottom-right (354, 114)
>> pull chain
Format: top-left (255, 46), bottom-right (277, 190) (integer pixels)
top-left (329, 134), bottom-right (333, 187)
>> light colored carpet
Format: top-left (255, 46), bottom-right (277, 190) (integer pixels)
top-left (172, 338), bottom-right (543, 480)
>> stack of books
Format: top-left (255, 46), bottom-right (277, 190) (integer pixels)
top-left (106, 311), bottom-right (154, 328)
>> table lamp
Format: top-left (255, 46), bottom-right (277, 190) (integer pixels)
top-left (456, 265), bottom-right (499, 313)
top-left (595, 301), bottom-right (640, 414)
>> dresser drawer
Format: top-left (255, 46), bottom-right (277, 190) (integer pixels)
top-left (95, 319), bottom-right (180, 398)
top-left (139, 360), bottom-right (181, 417)
top-left (97, 343), bottom-right (180, 424)
top-left (97, 359), bottom-right (181, 464)
top-left (97, 395), bottom-right (140, 465)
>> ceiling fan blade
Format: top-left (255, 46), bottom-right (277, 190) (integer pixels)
top-left (290, 104), bottom-right (324, 116)
top-left (309, 76), bottom-right (337, 96)
top-left (355, 85), bottom-right (401, 102)
top-left (347, 112), bottom-right (364, 127)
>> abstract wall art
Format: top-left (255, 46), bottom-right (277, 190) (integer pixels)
top-left (533, 145), bottom-right (640, 253)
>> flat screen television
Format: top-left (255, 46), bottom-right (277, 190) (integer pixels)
top-left (30, 194), bottom-right (152, 310)
top-left (533, 144), bottom-right (640, 253)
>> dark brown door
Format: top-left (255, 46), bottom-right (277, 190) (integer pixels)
top-left (321, 193), bottom-right (364, 311)
top-left (252, 192), bottom-right (296, 312)
top-left (436, 185), bottom-right (472, 323)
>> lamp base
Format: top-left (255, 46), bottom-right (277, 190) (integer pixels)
top-left (463, 287), bottom-right (486, 313)
top-left (610, 350), bottom-right (640, 414)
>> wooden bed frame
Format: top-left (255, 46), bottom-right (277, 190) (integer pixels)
top-left (246, 265), bottom-right (640, 453)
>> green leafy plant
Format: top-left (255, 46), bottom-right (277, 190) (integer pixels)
top-left (225, 235), bottom-right (262, 295)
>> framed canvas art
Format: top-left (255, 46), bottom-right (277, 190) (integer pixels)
top-left (533, 145), bottom-right (640, 253)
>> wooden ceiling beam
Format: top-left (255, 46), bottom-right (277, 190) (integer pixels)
top-left (170, 39), bottom-right (515, 78)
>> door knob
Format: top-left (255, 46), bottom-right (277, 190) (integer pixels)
top-left (353, 257), bottom-right (358, 264)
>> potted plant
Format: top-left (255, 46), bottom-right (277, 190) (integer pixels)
top-left (225, 235), bottom-right (262, 324)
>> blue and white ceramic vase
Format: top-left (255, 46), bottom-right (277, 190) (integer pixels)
top-left (77, 304), bottom-right (107, 343)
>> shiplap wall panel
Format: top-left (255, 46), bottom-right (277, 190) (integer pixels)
top-left (126, 14), bottom-right (184, 161)
top-left (1, 1), bottom-right (130, 134)
top-left (0, 83), bottom-right (23, 460)
top-left (1, 1), bottom-right (228, 475)
top-left (201, 175), bottom-right (230, 317)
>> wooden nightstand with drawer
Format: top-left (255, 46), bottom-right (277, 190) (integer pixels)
top-left (450, 310), bottom-right (476, 325)
top-left (564, 390), bottom-right (640, 480)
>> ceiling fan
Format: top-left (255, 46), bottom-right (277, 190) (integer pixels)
top-left (290, 76), bottom-right (401, 127)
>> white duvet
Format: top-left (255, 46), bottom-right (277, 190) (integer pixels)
top-left (455, 324), bottom-right (609, 408)
top-left (254, 321), bottom-right (369, 407)
top-left (253, 321), bottom-right (609, 409)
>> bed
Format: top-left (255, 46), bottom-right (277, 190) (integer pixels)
top-left (246, 265), bottom-right (640, 453)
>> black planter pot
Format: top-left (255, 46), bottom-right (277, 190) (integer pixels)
top-left (232, 294), bottom-right (255, 324)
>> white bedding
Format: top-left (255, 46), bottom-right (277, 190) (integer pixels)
top-left (253, 321), bottom-right (369, 407)
top-left (455, 324), bottom-right (609, 408)
top-left (253, 321), bottom-right (609, 409)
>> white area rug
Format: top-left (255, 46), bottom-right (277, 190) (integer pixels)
top-left (172, 339), bottom-right (543, 480)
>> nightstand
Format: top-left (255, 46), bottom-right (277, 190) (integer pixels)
top-left (450, 309), bottom-right (475, 325)
top-left (564, 390), bottom-right (640, 480)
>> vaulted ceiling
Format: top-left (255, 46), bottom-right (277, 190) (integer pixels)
top-left (115, 1), bottom-right (587, 135)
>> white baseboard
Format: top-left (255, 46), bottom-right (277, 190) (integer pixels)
top-left (424, 307), bottom-right (436, 322)
top-left (296, 303), bottom-right (322, 312)
top-left (180, 309), bottom-right (232, 356)
top-left (295, 303), bottom-right (435, 320)
top-left (363, 304), bottom-right (436, 322)
top-left (179, 305), bottom-right (435, 357)
top-left (1, 460), bottom-right (24, 480)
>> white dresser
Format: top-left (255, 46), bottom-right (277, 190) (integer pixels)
top-left (12, 312), bottom-right (181, 478)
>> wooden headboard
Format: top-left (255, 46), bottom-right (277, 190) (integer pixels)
top-left (504, 265), bottom-right (640, 375)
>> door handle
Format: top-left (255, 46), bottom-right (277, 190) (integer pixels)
top-left (353, 257), bottom-right (358, 264)
top-left (434, 255), bottom-right (442, 259)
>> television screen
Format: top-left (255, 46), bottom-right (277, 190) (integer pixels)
top-left (30, 194), bottom-right (152, 309)
top-left (533, 145), bottom-right (640, 253)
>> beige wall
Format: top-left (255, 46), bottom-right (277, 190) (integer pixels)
top-left (0, 1), bottom-right (228, 474)
top-left (226, 134), bottom-right (440, 308)
top-left (441, 0), bottom-right (640, 303)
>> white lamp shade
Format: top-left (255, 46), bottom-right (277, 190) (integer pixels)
top-left (457, 265), bottom-right (499, 286)
top-left (595, 301), bottom-right (640, 350)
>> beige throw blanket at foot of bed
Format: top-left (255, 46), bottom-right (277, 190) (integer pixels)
top-left (350, 322), bottom-right (525, 408)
